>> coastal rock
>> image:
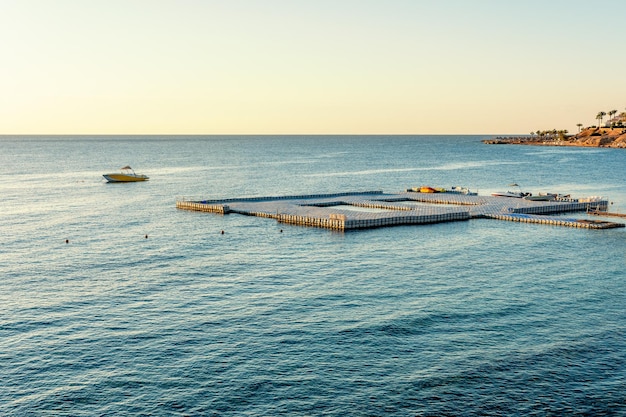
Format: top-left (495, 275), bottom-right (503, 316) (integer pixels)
top-left (571, 127), bottom-right (626, 148)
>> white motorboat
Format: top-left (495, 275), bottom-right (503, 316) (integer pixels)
top-left (103, 166), bottom-right (149, 183)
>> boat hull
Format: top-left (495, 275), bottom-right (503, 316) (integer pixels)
top-left (103, 173), bottom-right (149, 183)
top-left (524, 194), bottom-right (556, 201)
top-left (419, 186), bottom-right (440, 193)
top-left (491, 191), bottom-right (523, 198)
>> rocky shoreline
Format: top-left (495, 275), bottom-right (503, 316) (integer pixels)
top-left (484, 127), bottom-right (626, 148)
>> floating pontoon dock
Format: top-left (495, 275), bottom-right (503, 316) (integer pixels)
top-left (176, 190), bottom-right (624, 231)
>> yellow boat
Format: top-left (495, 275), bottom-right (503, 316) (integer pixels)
top-left (419, 186), bottom-right (438, 193)
top-left (103, 166), bottom-right (149, 183)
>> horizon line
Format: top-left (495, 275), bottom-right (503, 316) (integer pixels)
top-left (0, 132), bottom-right (524, 137)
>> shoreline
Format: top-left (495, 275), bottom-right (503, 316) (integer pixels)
top-left (483, 127), bottom-right (626, 148)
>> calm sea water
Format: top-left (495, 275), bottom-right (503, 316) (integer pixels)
top-left (1, 135), bottom-right (625, 416)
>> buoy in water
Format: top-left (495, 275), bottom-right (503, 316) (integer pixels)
top-left (65, 239), bottom-right (69, 244)
top-left (221, 230), bottom-right (224, 235)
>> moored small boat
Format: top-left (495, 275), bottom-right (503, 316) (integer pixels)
top-left (420, 186), bottom-right (437, 193)
top-left (419, 186), bottom-right (442, 193)
top-left (524, 193), bottom-right (557, 201)
top-left (448, 186), bottom-right (477, 195)
top-left (408, 186), bottom-right (443, 193)
top-left (103, 166), bottom-right (149, 183)
top-left (492, 183), bottom-right (529, 198)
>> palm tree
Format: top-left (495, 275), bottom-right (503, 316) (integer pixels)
top-left (576, 123), bottom-right (583, 133)
top-left (596, 111), bottom-right (606, 127)
top-left (608, 110), bottom-right (617, 126)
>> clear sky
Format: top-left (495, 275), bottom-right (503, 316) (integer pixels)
top-left (2, 0), bottom-right (625, 135)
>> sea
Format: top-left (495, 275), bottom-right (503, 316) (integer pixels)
top-left (1, 135), bottom-right (625, 416)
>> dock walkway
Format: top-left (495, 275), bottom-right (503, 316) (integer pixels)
top-left (176, 190), bottom-right (623, 231)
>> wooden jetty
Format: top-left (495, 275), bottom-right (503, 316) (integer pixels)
top-left (176, 190), bottom-right (624, 231)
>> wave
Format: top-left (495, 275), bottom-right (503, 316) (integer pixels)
top-left (305, 161), bottom-right (522, 177)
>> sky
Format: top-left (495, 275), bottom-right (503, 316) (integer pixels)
top-left (1, 0), bottom-right (625, 135)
